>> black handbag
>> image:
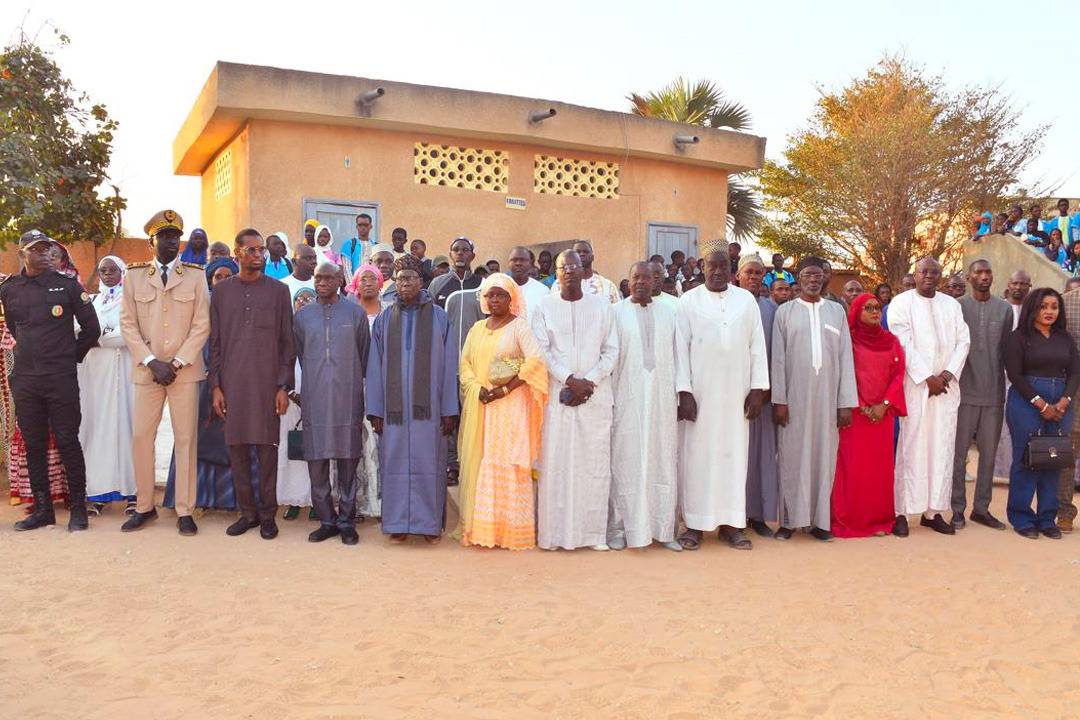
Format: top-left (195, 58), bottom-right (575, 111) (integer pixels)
top-left (1023, 425), bottom-right (1075, 471)
top-left (287, 418), bottom-right (304, 461)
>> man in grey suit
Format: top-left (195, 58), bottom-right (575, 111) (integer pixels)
top-left (951, 259), bottom-right (1011, 530)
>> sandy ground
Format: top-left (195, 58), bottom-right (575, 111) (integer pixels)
top-left (1, 482), bottom-right (1078, 720)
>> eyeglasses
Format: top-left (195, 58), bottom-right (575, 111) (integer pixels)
top-left (395, 272), bottom-right (421, 283)
top-left (556, 264), bottom-right (582, 272)
top-left (238, 245), bottom-right (266, 256)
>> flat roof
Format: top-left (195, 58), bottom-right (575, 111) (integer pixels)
top-left (173, 62), bottom-right (766, 176)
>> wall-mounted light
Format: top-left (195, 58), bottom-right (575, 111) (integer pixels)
top-left (357, 87), bottom-right (385, 106)
top-left (674, 135), bottom-right (700, 148)
top-left (529, 108), bottom-right (557, 124)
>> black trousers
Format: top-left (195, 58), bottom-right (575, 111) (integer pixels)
top-left (308, 458), bottom-right (360, 530)
top-left (12, 372), bottom-right (86, 500)
top-left (228, 444), bottom-right (279, 521)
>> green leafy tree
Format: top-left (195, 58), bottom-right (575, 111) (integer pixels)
top-left (629, 78), bottom-right (761, 241)
top-left (0, 27), bottom-right (124, 249)
top-left (758, 56), bottom-right (1046, 284)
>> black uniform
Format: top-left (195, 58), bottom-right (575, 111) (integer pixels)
top-left (0, 269), bottom-right (100, 504)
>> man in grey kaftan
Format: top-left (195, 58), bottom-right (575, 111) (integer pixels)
top-left (294, 263), bottom-right (371, 544)
top-left (366, 256), bottom-right (459, 538)
top-left (738, 254), bottom-right (780, 535)
top-left (772, 257), bottom-right (857, 538)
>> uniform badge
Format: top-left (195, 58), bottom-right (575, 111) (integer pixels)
top-left (164, 209), bottom-right (176, 222)
top-left (80, 292), bottom-right (90, 304)
top-left (51, 305), bottom-right (63, 317)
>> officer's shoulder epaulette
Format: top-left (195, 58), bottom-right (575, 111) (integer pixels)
top-left (126, 262), bottom-right (152, 270)
top-left (181, 262), bottom-right (205, 271)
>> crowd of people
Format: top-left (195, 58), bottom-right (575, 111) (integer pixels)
top-left (972, 198), bottom-right (1080, 273)
top-left (2, 207), bottom-right (1078, 552)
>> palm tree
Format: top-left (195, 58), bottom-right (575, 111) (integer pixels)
top-left (629, 78), bottom-right (762, 241)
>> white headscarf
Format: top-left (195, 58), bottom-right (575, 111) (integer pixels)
top-left (97, 255), bottom-right (127, 308)
top-left (265, 231), bottom-right (291, 258)
top-left (313, 224), bottom-right (338, 266)
top-left (274, 231), bottom-right (291, 257)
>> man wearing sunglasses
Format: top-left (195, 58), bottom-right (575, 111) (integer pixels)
top-left (209, 227), bottom-right (296, 540)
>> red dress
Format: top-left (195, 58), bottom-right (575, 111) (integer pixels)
top-left (831, 295), bottom-right (907, 538)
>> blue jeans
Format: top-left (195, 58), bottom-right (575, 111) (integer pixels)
top-left (1005, 377), bottom-right (1074, 531)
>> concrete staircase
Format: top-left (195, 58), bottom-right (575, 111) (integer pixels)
top-left (962, 233), bottom-right (1071, 295)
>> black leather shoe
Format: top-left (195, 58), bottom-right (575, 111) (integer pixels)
top-left (308, 525), bottom-right (340, 543)
top-left (121, 509), bottom-right (158, 532)
top-left (970, 511), bottom-right (1006, 530)
top-left (15, 492), bottom-right (56, 531)
top-left (340, 528), bottom-right (359, 546)
top-left (1015, 526), bottom-right (1039, 539)
top-left (1040, 526), bottom-right (1063, 539)
top-left (892, 515), bottom-right (909, 537)
top-left (951, 513), bottom-right (966, 530)
top-left (773, 527), bottom-right (794, 541)
top-left (920, 513), bottom-right (955, 535)
top-left (67, 503), bottom-right (89, 532)
top-left (260, 518), bottom-right (279, 540)
top-left (177, 516), bottom-right (198, 536)
top-left (810, 527), bottom-right (834, 542)
top-left (748, 519), bottom-right (774, 538)
top-left (226, 517), bottom-right (259, 536)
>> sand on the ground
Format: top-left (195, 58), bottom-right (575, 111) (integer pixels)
top-left (1, 484), bottom-right (1078, 720)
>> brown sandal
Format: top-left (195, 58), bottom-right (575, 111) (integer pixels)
top-left (389, 533), bottom-right (408, 544)
top-left (677, 529), bottom-right (702, 551)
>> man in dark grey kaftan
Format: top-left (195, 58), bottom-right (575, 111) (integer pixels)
top-left (295, 263), bottom-right (370, 545)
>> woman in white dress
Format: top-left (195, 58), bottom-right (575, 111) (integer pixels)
top-left (348, 264), bottom-right (384, 519)
top-left (280, 287), bottom-right (317, 520)
top-left (78, 256), bottom-right (137, 513)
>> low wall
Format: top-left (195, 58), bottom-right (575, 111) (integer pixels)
top-left (0, 238), bottom-right (155, 291)
top-left (961, 233), bottom-right (1071, 296)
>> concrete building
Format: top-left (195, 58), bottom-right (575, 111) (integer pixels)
top-left (173, 62), bottom-right (765, 278)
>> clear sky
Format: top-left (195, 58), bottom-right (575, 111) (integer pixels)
top-left (4, 0), bottom-right (1077, 240)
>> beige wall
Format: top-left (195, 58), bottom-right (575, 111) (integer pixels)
top-left (199, 119), bottom-right (727, 280)
top-left (198, 127), bottom-right (251, 245)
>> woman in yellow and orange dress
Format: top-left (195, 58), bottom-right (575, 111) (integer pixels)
top-left (457, 273), bottom-right (547, 549)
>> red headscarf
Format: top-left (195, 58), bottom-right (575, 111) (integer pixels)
top-left (848, 292), bottom-right (895, 352)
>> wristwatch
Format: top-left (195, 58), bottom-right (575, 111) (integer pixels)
top-left (170, 359), bottom-right (184, 371)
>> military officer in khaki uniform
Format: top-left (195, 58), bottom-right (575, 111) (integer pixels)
top-left (119, 210), bottom-right (210, 535)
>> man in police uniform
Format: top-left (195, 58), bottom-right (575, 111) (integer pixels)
top-left (0, 230), bottom-right (100, 531)
top-left (119, 210), bottom-right (210, 535)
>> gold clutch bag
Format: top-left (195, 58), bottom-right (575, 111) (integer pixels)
top-left (488, 356), bottom-right (523, 387)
